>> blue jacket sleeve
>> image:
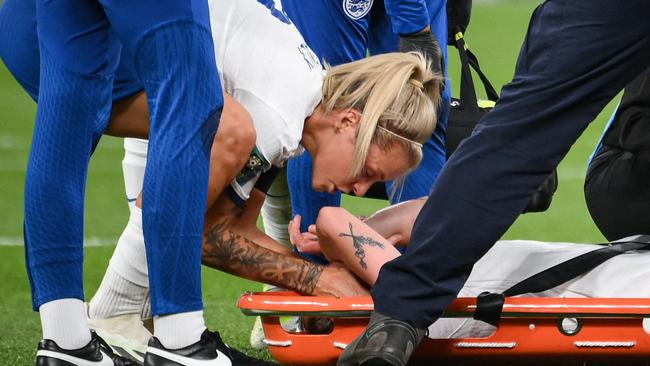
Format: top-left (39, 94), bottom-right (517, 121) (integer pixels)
top-left (384, 0), bottom-right (430, 35)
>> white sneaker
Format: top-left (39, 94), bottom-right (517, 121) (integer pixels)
top-left (86, 305), bottom-right (151, 364)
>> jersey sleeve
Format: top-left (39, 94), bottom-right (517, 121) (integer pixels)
top-left (384, 0), bottom-right (431, 35)
top-left (226, 88), bottom-right (304, 205)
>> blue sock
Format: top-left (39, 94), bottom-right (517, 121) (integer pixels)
top-left (386, 91), bottom-right (450, 203)
top-left (287, 152), bottom-right (342, 231)
top-left (386, 135), bottom-right (445, 202)
top-left (133, 21), bottom-right (223, 316)
top-left (287, 152), bottom-right (339, 265)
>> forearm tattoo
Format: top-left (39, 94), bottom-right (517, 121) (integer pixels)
top-left (339, 222), bottom-right (385, 270)
top-left (202, 221), bottom-right (324, 294)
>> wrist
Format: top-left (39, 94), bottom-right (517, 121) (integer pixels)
top-left (298, 262), bottom-right (326, 295)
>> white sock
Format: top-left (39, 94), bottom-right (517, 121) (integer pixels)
top-left (141, 291), bottom-right (152, 320)
top-left (261, 169), bottom-right (292, 248)
top-left (108, 206), bottom-right (149, 287)
top-left (89, 268), bottom-right (148, 319)
top-left (123, 138), bottom-right (148, 213)
top-left (154, 310), bottom-right (206, 349)
top-left (40, 299), bottom-right (92, 350)
top-left (89, 206), bottom-right (149, 319)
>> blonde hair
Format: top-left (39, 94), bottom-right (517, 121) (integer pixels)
top-left (321, 52), bottom-right (442, 180)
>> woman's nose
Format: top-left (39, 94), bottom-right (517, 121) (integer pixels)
top-left (352, 181), bottom-right (373, 197)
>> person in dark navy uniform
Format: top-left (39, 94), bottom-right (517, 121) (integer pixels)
top-left (585, 68), bottom-right (650, 241)
top-left (338, 1), bottom-right (650, 365)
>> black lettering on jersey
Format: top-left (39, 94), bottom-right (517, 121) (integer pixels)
top-left (298, 43), bottom-right (321, 70)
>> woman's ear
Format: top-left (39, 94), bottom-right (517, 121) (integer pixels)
top-left (335, 108), bottom-right (362, 133)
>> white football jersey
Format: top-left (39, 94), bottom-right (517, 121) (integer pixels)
top-left (208, 0), bottom-right (325, 201)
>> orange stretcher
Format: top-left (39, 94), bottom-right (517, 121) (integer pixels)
top-left (237, 291), bottom-right (650, 365)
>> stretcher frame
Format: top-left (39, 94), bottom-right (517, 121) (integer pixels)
top-left (238, 291), bottom-right (650, 365)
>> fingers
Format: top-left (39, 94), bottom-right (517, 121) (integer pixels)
top-left (297, 240), bottom-right (322, 254)
top-left (288, 215), bottom-right (303, 246)
top-left (289, 215), bottom-right (324, 254)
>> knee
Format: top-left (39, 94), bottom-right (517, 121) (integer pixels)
top-left (315, 206), bottom-right (347, 239)
top-left (213, 96), bottom-right (256, 169)
top-left (222, 97), bottom-right (256, 151)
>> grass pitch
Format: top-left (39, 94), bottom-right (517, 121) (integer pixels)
top-left (0, 0), bottom-right (620, 363)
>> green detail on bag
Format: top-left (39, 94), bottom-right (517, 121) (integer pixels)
top-left (478, 100), bottom-right (496, 108)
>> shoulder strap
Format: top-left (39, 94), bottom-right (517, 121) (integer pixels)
top-left (473, 235), bottom-right (650, 326)
top-left (465, 48), bottom-right (499, 101)
top-left (452, 32), bottom-right (499, 113)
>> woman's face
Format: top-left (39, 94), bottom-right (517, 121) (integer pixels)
top-left (311, 129), bottom-right (412, 197)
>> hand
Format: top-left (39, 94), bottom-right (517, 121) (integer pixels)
top-left (311, 262), bottom-right (370, 298)
top-left (289, 215), bottom-right (322, 254)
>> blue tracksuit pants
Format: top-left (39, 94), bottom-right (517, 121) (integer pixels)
top-left (20, 0), bottom-right (222, 315)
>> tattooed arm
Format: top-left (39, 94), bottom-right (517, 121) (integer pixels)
top-left (201, 191), bottom-right (369, 297)
top-left (316, 207), bottom-right (401, 286)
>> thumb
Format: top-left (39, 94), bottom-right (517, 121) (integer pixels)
top-left (386, 234), bottom-right (403, 246)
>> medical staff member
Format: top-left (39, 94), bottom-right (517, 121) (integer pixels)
top-left (585, 68), bottom-right (650, 241)
top-left (339, 1), bottom-right (650, 365)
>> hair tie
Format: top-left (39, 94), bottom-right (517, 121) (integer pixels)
top-left (376, 125), bottom-right (423, 148)
top-left (408, 79), bottom-right (424, 90)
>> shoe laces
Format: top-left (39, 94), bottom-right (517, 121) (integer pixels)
top-left (92, 331), bottom-right (139, 366)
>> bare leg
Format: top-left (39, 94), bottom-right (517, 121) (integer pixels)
top-left (316, 207), bottom-right (400, 286)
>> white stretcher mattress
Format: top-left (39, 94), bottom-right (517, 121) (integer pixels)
top-left (428, 240), bottom-right (650, 339)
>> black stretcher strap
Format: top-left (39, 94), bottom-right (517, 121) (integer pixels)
top-left (473, 235), bottom-right (650, 326)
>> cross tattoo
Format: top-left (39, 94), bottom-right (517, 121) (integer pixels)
top-left (338, 222), bottom-right (385, 270)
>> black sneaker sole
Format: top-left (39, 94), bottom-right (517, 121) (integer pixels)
top-left (342, 351), bottom-right (406, 366)
top-left (357, 358), bottom-right (400, 366)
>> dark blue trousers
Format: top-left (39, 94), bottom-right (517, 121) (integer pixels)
top-left (0, 0), bottom-right (143, 103)
top-left (373, 0), bottom-right (650, 328)
top-left (22, 0), bottom-right (222, 315)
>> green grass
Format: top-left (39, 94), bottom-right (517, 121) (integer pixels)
top-left (0, 0), bottom-right (619, 363)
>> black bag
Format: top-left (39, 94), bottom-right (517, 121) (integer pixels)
top-left (445, 33), bottom-right (498, 157)
top-left (446, 32), bottom-right (557, 213)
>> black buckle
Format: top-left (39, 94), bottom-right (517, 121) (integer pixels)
top-left (473, 291), bottom-right (505, 327)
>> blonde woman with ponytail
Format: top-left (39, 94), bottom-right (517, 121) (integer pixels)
top-left (197, 51), bottom-right (443, 298)
top-left (302, 52), bottom-right (442, 197)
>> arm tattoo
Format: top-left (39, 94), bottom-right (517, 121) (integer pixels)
top-left (202, 221), bottom-right (324, 294)
top-left (338, 222), bottom-right (385, 270)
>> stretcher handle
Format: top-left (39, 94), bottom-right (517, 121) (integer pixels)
top-left (238, 292), bottom-right (650, 318)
